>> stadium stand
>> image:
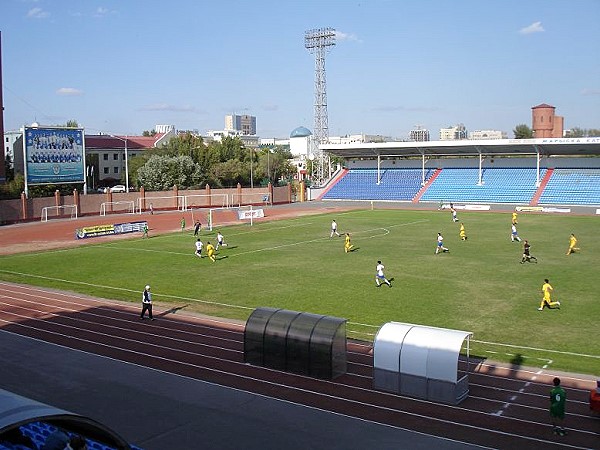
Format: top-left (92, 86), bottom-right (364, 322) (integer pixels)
top-left (418, 168), bottom-right (546, 204)
top-left (322, 168), bottom-right (433, 201)
top-left (537, 168), bottom-right (600, 205)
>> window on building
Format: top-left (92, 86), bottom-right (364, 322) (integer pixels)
top-left (541, 116), bottom-right (544, 123)
top-left (103, 167), bottom-right (109, 174)
top-left (113, 154), bottom-right (119, 160)
top-left (103, 154), bottom-right (109, 160)
top-left (114, 167), bottom-right (119, 174)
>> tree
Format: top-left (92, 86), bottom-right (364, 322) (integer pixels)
top-left (256, 147), bottom-right (295, 185)
top-left (564, 127), bottom-right (600, 138)
top-left (4, 154), bottom-right (14, 182)
top-left (142, 130), bottom-right (157, 137)
top-left (136, 155), bottom-right (202, 191)
top-left (513, 124), bottom-right (533, 139)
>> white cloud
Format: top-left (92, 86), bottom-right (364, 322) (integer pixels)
top-left (139, 103), bottom-right (197, 112)
top-left (519, 21), bottom-right (544, 34)
top-left (56, 87), bottom-right (83, 96)
top-left (581, 88), bottom-right (600, 96)
top-left (335, 30), bottom-right (362, 43)
top-left (27, 7), bottom-right (49, 19)
top-left (93, 7), bottom-right (110, 17)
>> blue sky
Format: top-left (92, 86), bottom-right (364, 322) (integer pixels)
top-left (1, 0), bottom-right (599, 139)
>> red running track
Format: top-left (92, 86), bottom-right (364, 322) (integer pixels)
top-left (0, 282), bottom-right (598, 450)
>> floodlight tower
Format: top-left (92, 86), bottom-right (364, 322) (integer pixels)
top-left (305, 27), bottom-right (335, 185)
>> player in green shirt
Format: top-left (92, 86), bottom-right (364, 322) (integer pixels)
top-left (550, 377), bottom-right (567, 436)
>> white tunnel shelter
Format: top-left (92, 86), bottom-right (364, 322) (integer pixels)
top-left (373, 322), bottom-right (473, 404)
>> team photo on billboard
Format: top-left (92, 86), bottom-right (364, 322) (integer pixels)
top-left (24, 127), bottom-right (85, 184)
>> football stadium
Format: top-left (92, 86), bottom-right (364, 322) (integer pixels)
top-left (1, 137), bottom-right (599, 449)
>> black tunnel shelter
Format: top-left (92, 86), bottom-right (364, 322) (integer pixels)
top-left (244, 307), bottom-right (347, 380)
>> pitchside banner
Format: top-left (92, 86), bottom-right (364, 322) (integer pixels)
top-left (76, 221), bottom-right (148, 239)
top-left (238, 208), bottom-right (265, 219)
top-left (24, 127), bottom-right (85, 184)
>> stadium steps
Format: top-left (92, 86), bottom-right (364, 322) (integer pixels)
top-left (412, 168), bottom-right (442, 203)
top-left (316, 168), bottom-right (349, 200)
top-left (529, 168), bottom-right (554, 206)
top-left (537, 168), bottom-right (600, 205)
top-left (321, 168), bottom-right (430, 201)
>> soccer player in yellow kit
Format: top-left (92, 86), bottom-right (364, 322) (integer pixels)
top-left (459, 223), bottom-right (467, 241)
top-left (512, 211), bottom-right (518, 225)
top-left (206, 241), bottom-right (216, 262)
top-left (539, 278), bottom-right (560, 311)
top-left (566, 233), bottom-right (579, 255)
top-left (344, 233), bottom-right (354, 253)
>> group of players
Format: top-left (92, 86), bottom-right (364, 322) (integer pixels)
top-left (192, 222), bottom-right (228, 262)
top-left (334, 206), bottom-right (582, 309)
top-left (453, 206), bottom-right (581, 311)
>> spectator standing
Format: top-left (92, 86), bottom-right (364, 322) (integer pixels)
top-left (550, 377), bottom-right (567, 436)
top-left (140, 285), bottom-right (154, 320)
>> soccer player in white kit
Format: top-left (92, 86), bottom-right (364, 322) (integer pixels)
top-left (215, 231), bottom-right (227, 250)
top-left (330, 220), bottom-right (340, 238)
top-left (195, 239), bottom-right (203, 258)
top-left (375, 261), bottom-right (392, 287)
top-left (436, 232), bottom-right (449, 254)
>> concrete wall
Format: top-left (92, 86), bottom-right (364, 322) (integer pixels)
top-left (0, 185), bottom-right (291, 224)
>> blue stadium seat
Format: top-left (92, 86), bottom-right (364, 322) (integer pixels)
top-left (538, 168), bottom-right (600, 205)
top-left (420, 168), bottom-right (544, 204)
top-left (323, 168), bottom-right (432, 201)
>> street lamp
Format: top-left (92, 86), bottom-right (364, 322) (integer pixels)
top-left (107, 134), bottom-right (129, 193)
top-left (250, 146), bottom-right (254, 189)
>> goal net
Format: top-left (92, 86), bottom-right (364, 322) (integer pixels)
top-left (41, 205), bottom-right (78, 222)
top-left (230, 192), bottom-right (271, 207)
top-left (100, 201), bottom-right (135, 216)
top-left (183, 194), bottom-right (229, 210)
top-left (136, 195), bottom-right (185, 214)
top-left (207, 205), bottom-right (265, 231)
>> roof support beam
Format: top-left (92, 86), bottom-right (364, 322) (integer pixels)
top-left (534, 145), bottom-right (541, 187)
top-left (476, 147), bottom-right (485, 186)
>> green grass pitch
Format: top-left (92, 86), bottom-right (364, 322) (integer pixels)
top-left (1, 208), bottom-right (598, 375)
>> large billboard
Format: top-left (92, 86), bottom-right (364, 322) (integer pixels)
top-left (24, 127), bottom-right (85, 184)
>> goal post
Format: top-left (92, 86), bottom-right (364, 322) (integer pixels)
top-left (230, 192), bottom-right (272, 207)
top-left (183, 193), bottom-right (229, 210)
top-left (100, 201), bottom-right (135, 216)
top-left (207, 205), bottom-right (265, 231)
top-left (136, 195), bottom-right (185, 214)
top-left (41, 205), bottom-right (78, 222)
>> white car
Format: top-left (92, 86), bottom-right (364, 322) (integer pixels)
top-left (110, 185), bottom-right (126, 193)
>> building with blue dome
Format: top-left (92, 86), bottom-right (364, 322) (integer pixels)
top-left (289, 126), bottom-right (314, 159)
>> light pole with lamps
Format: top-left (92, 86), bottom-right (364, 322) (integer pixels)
top-left (107, 134), bottom-right (129, 193)
top-left (250, 146), bottom-right (254, 189)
